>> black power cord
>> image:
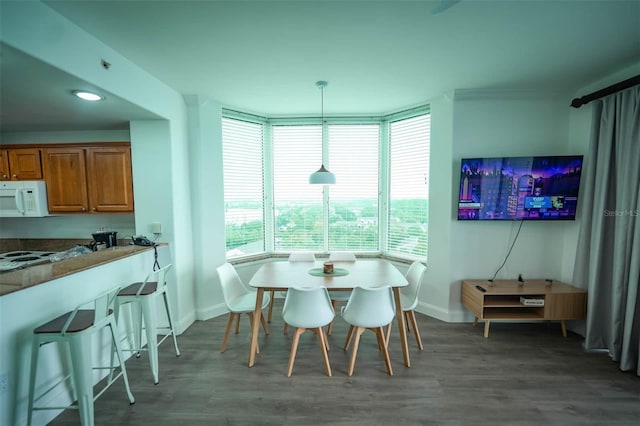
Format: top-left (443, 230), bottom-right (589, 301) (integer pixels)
top-left (489, 220), bottom-right (525, 282)
top-left (152, 244), bottom-right (160, 271)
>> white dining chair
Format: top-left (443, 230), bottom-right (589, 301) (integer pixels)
top-left (341, 286), bottom-right (395, 376)
top-left (267, 252), bottom-right (316, 325)
top-left (282, 286), bottom-right (335, 377)
top-left (385, 261), bottom-right (426, 349)
top-left (327, 251), bottom-right (356, 335)
top-left (216, 262), bottom-right (270, 353)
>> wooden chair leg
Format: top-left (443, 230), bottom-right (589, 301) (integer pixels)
top-left (287, 328), bottom-right (305, 377)
top-left (260, 312), bottom-right (270, 335)
top-left (385, 322), bottom-right (392, 347)
top-left (344, 325), bottom-right (355, 351)
top-left (347, 327), bottom-right (365, 376)
top-left (284, 323), bottom-right (289, 334)
top-left (407, 310), bottom-right (423, 350)
top-left (267, 290), bottom-right (275, 323)
top-left (235, 313), bottom-right (241, 334)
top-left (327, 299), bottom-right (339, 336)
top-left (316, 327), bottom-right (332, 376)
top-left (221, 313), bottom-right (236, 353)
top-left (376, 327), bottom-right (393, 376)
top-left (246, 312), bottom-right (261, 354)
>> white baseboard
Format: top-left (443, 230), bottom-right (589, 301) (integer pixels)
top-left (195, 302), bottom-right (228, 321)
top-left (415, 301), bottom-right (472, 323)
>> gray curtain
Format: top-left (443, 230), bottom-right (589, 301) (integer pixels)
top-left (573, 85), bottom-right (640, 375)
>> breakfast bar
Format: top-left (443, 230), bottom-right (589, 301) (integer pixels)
top-left (0, 244), bottom-right (160, 296)
top-left (0, 243), bottom-right (171, 425)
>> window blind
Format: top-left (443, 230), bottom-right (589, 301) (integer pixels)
top-left (222, 117), bottom-right (265, 258)
top-left (387, 113), bottom-right (430, 259)
top-left (272, 125), bottom-right (324, 251)
top-left (328, 124), bottom-right (380, 250)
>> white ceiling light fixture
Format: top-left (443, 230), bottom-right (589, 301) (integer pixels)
top-left (72, 90), bottom-right (104, 101)
top-left (309, 80), bottom-right (336, 185)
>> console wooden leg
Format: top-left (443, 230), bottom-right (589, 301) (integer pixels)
top-left (473, 317), bottom-right (478, 327)
top-left (560, 320), bottom-right (567, 337)
top-left (483, 320), bottom-right (490, 338)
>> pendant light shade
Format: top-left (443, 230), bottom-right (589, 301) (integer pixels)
top-left (309, 81), bottom-right (335, 185)
top-left (309, 164), bottom-right (336, 184)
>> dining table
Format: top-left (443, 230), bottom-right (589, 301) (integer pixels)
top-left (247, 259), bottom-right (411, 368)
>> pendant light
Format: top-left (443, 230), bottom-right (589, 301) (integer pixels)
top-left (309, 81), bottom-right (336, 185)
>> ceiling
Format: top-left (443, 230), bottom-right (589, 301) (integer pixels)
top-left (0, 43), bottom-right (162, 132)
top-left (1, 0), bottom-right (639, 132)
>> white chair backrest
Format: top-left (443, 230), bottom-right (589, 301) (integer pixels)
top-left (155, 264), bottom-right (173, 291)
top-left (282, 287), bottom-right (335, 328)
top-left (62, 287), bottom-right (119, 335)
top-left (137, 264), bottom-right (173, 296)
top-left (402, 261), bottom-right (426, 304)
top-left (341, 286), bottom-right (395, 328)
top-left (216, 262), bottom-right (250, 308)
top-left (288, 252), bottom-right (316, 262)
top-left (329, 252), bottom-right (356, 262)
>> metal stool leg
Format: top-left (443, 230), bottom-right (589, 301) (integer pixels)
top-left (108, 316), bottom-right (135, 403)
top-left (140, 296), bottom-right (160, 384)
top-left (27, 335), bottom-right (41, 426)
top-left (68, 334), bottom-right (94, 426)
top-left (162, 291), bottom-right (181, 356)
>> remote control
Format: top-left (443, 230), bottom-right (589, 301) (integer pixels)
top-left (476, 285), bottom-right (486, 292)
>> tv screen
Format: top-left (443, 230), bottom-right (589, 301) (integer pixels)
top-left (457, 155), bottom-right (584, 220)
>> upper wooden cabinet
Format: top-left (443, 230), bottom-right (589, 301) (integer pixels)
top-left (43, 147), bottom-right (90, 213)
top-left (86, 147), bottom-right (134, 213)
top-left (42, 143), bottom-right (134, 214)
top-left (0, 148), bottom-right (43, 180)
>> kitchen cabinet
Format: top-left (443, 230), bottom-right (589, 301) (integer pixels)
top-left (85, 147), bottom-right (134, 212)
top-left (42, 144), bottom-right (134, 213)
top-left (0, 148), bottom-right (43, 180)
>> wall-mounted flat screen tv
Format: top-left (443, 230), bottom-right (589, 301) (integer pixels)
top-left (458, 155), bottom-right (584, 220)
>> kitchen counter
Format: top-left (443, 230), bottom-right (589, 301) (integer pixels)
top-left (0, 244), bottom-right (163, 296)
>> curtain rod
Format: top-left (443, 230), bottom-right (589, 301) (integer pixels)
top-left (570, 75), bottom-right (640, 108)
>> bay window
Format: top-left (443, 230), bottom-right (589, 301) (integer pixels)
top-left (222, 107), bottom-right (430, 261)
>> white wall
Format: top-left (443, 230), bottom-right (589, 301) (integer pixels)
top-left (444, 90), bottom-right (576, 321)
top-left (417, 91), bottom-right (455, 319)
top-left (184, 96), bottom-right (227, 320)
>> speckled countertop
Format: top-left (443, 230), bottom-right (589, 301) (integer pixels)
top-left (0, 244), bottom-right (162, 296)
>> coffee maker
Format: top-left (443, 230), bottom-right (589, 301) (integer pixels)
top-left (90, 231), bottom-right (118, 251)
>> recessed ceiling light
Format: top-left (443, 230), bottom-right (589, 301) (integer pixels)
top-left (72, 90), bottom-right (104, 101)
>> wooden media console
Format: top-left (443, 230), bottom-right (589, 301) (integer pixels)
top-left (461, 279), bottom-right (587, 338)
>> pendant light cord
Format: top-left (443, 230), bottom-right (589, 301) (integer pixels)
top-left (320, 83), bottom-right (324, 124)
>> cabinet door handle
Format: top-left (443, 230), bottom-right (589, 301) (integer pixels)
top-left (82, 207), bottom-right (86, 211)
top-left (2, 175), bottom-right (7, 179)
top-left (12, 174), bottom-right (17, 178)
top-left (92, 207), bottom-right (96, 211)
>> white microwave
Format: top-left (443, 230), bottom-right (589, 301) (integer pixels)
top-left (0, 181), bottom-right (49, 217)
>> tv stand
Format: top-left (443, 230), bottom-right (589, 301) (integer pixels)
top-left (461, 279), bottom-right (587, 338)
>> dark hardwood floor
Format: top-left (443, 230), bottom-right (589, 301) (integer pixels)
top-left (51, 300), bottom-right (639, 425)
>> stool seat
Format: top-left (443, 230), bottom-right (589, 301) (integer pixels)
top-left (34, 310), bottom-right (96, 334)
top-left (118, 281), bottom-right (158, 296)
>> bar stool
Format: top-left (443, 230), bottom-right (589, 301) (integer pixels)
top-left (27, 287), bottom-right (135, 426)
top-left (114, 264), bottom-right (180, 384)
